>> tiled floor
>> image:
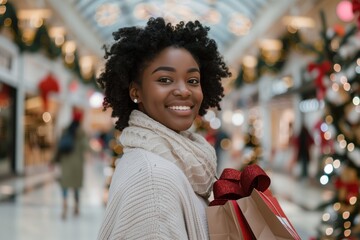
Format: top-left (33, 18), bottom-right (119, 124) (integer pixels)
top-left (0, 153), bottom-right (330, 240)
top-left (0, 155), bottom-right (107, 240)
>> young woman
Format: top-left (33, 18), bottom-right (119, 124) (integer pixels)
top-left (97, 17), bottom-right (231, 239)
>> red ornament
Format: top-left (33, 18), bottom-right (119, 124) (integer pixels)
top-left (353, 0), bottom-right (360, 27)
top-left (334, 177), bottom-right (359, 203)
top-left (307, 61), bottom-right (332, 100)
top-left (38, 73), bottom-right (60, 110)
top-left (336, 1), bottom-right (355, 22)
top-left (333, 24), bottom-right (346, 37)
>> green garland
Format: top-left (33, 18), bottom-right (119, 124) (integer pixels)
top-left (0, 2), bottom-right (98, 88)
top-left (234, 30), bottom-right (318, 88)
top-left (28, 24), bottom-right (62, 59)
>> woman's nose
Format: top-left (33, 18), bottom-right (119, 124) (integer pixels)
top-left (173, 82), bottom-right (191, 97)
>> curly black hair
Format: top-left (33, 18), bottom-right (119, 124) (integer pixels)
top-left (97, 17), bottom-right (231, 130)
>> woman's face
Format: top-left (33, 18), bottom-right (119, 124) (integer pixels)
top-left (134, 47), bottom-right (203, 132)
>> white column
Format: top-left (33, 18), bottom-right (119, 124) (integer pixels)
top-left (15, 55), bottom-right (25, 175)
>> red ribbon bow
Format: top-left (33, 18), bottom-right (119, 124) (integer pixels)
top-left (38, 73), bottom-right (60, 111)
top-left (209, 164), bottom-right (271, 206)
top-left (307, 61), bottom-right (332, 100)
top-left (353, 0), bottom-right (360, 27)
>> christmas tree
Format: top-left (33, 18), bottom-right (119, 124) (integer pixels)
top-left (311, 11), bottom-right (360, 239)
top-left (243, 114), bottom-right (262, 166)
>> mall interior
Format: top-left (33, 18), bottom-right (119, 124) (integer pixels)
top-left (0, 0), bottom-right (359, 239)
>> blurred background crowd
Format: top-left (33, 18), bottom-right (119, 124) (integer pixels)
top-left (0, 0), bottom-right (359, 239)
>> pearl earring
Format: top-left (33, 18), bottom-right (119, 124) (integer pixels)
top-left (133, 98), bottom-right (138, 103)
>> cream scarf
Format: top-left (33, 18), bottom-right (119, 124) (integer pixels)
top-left (120, 110), bottom-right (217, 198)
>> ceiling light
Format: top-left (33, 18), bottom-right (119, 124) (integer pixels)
top-left (0, 5), bottom-right (6, 15)
top-left (243, 55), bottom-right (257, 68)
top-left (282, 16), bottom-right (315, 29)
top-left (62, 41), bottom-right (76, 54)
top-left (232, 111), bottom-right (244, 126)
top-left (95, 3), bottom-right (120, 27)
top-left (134, 3), bottom-right (157, 20)
top-left (89, 92), bottom-right (104, 108)
top-left (259, 39), bottom-right (283, 51)
top-left (228, 14), bottom-right (252, 36)
top-left (17, 9), bottom-right (51, 29)
top-left (202, 9), bottom-right (221, 24)
top-left (80, 56), bottom-right (94, 79)
top-left (17, 9), bottom-right (52, 19)
top-left (134, 3), bottom-right (194, 22)
top-left (49, 26), bottom-right (66, 37)
top-left (49, 27), bottom-right (66, 46)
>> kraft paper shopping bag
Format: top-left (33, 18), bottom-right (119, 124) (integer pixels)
top-left (237, 189), bottom-right (301, 240)
top-left (206, 200), bottom-right (254, 240)
top-left (206, 165), bottom-right (270, 240)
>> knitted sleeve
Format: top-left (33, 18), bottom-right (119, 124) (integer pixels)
top-left (97, 150), bottom-right (190, 240)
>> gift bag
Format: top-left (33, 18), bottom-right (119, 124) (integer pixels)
top-left (206, 200), bottom-right (254, 240)
top-left (237, 189), bottom-right (301, 240)
top-left (206, 165), bottom-right (270, 240)
top-left (206, 164), bottom-right (300, 240)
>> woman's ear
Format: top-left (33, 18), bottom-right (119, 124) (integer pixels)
top-left (129, 82), bottom-right (141, 103)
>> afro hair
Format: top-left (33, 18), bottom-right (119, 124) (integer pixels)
top-left (97, 17), bottom-right (231, 130)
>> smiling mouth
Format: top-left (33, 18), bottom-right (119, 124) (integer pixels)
top-left (167, 106), bottom-right (193, 111)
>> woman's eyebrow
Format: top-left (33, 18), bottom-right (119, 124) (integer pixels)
top-left (188, 67), bottom-right (200, 73)
top-left (151, 66), bottom-right (200, 74)
top-left (152, 66), bottom-right (175, 74)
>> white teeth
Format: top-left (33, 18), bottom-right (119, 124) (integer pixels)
top-left (168, 106), bottom-right (191, 111)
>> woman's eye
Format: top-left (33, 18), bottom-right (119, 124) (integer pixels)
top-left (188, 78), bottom-right (200, 85)
top-left (158, 77), bottom-right (172, 83)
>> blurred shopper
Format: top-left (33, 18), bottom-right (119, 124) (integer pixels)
top-left (53, 108), bottom-right (88, 219)
top-left (96, 17), bottom-right (231, 239)
top-left (289, 123), bottom-right (314, 179)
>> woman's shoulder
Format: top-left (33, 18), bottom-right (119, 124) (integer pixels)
top-left (112, 149), bottom-right (190, 190)
top-left (120, 149), bottom-right (186, 175)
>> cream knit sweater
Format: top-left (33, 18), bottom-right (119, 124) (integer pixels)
top-left (97, 148), bottom-right (210, 240)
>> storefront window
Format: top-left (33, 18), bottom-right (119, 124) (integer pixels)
top-left (24, 94), bottom-right (56, 168)
top-left (0, 82), bottom-right (16, 177)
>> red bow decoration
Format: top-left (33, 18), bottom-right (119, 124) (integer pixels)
top-left (209, 164), bottom-right (271, 206)
top-left (335, 177), bottom-right (360, 203)
top-left (353, 0), bottom-right (360, 27)
top-left (38, 73), bottom-right (60, 111)
top-left (307, 61), bottom-right (332, 100)
top-left (72, 107), bottom-right (83, 122)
